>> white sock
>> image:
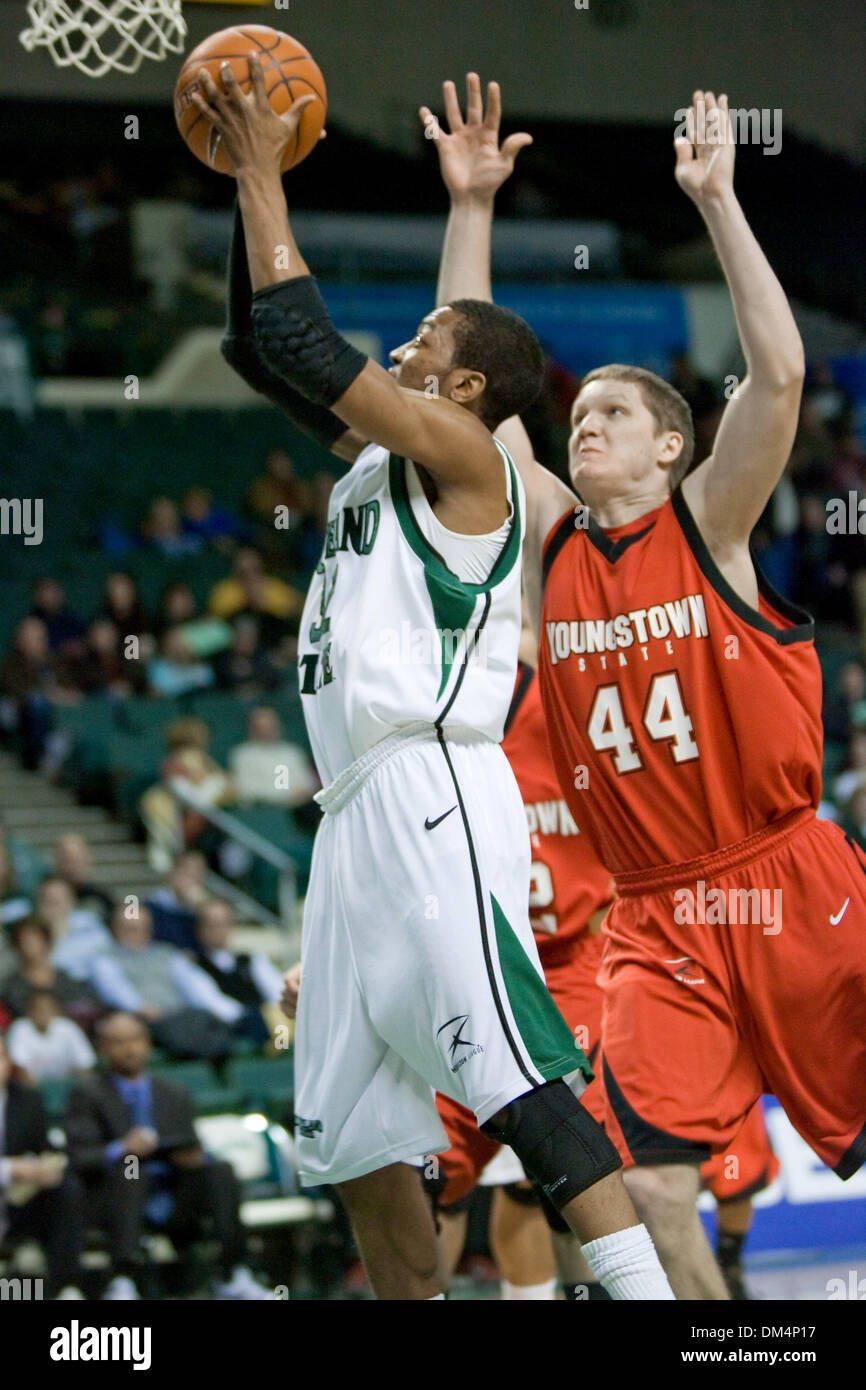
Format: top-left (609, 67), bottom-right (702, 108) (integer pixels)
top-left (581, 1223), bottom-right (674, 1300)
top-left (500, 1278), bottom-right (557, 1301)
top-left (426, 1293), bottom-right (446, 1300)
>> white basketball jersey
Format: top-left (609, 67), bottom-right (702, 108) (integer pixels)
top-left (298, 439), bottom-right (525, 784)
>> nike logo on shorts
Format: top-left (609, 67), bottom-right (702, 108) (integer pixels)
top-left (425, 805), bottom-right (457, 831)
top-left (829, 898), bottom-right (850, 925)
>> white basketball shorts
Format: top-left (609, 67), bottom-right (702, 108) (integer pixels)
top-left (293, 725), bottom-right (589, 1187)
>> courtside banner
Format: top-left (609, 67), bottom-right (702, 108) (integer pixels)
top-left (699, 1097), bottom-right (866, 1256)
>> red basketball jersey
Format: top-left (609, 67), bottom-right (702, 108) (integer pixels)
top-left (537, 489), bottom-right (823, 876)
top-left (502, 662), bottom-right (614, 967)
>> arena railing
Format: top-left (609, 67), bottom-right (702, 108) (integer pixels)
top-left (167, 785), bottom-right (299, 935)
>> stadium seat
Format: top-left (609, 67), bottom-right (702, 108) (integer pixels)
top-left (225, 1056), bottom-right (293, 1115)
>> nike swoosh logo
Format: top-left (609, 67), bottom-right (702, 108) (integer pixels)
top-left (425, 805), bottom-right (457, 831)
top-left (829, 898), bottom-right (850, 925)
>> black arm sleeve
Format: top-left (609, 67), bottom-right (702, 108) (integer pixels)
top-left (251, 275), bottom-right (367, 410)
top-left (221, 204), bottom-right (348, 452)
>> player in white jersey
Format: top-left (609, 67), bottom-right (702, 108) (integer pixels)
top-left (195, 57), bottom-right (673, 1300)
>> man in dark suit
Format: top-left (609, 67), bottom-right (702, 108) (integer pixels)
top-left (0, 1035), bottom-right (85, 1298)
top-left (65, 1010), bottom-right (271, 1299)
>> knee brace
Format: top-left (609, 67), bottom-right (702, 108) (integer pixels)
top-left (481, 1080), bottom-right (622, 1211)
top-left (251, 277), bottom-right (367, 408)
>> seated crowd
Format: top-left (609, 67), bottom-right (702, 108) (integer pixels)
top-left (0, 828), bottom-right (291, 1299)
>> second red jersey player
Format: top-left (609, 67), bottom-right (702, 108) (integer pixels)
top-left (436, 660), bottom-right (779, 1213)
top-left (436, 661), bottom-right (613, 1204)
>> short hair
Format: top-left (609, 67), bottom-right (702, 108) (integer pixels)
top-left (95, 1010), bottom-right (149, 1044)
top-left (580, 364), bottom-right (695, 487)
top-left (9, 915), bottom-right (52, 949)
top-left (448, 299), bottom-right (546, 432)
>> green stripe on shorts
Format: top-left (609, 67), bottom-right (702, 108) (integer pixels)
top-left (490, 894), bottom-right (593, 1085)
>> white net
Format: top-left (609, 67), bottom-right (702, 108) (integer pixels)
top-left (19, 0), bottom-right (188, 78)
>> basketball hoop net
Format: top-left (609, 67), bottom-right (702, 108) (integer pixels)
top-left (19, 0), bottom-right (187, 77)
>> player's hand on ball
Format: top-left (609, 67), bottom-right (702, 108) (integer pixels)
top-left (420, 72), bottom-right (532, 204)
top-left (191, 51), bottom-right (317, 176)
top-left (281, 961), bottom-right (302, 1019)
top-left (674, 90), bottom-right (736, 205)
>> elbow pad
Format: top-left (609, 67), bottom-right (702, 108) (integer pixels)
top-left (251, 276), bottom-right (367, 409)
top-left (221, 332), bottom-right (348, 451)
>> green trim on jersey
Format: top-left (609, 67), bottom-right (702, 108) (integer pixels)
top-left (490, 894), bottom-right (593, 1085)
top-left (388, 445), bottom-right (522, 697)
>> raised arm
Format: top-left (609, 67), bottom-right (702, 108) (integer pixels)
top-left (422, 73), bottom-right (575, 620)
top-left (220, 201), bottom-right (366, 465)
top-left (192, 56), bottom-right (503, 511)
top-left (677, 92), bottom-right (805, 547)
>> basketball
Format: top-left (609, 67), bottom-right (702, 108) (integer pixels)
top-left (173, 25), bottom-right (327, 176)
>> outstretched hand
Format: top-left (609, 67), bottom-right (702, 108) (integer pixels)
top-left (674, 90), bottom-right (736, 205)
top-left (191, 51), bottom-right (321, 177)
top-left (420, 72), bottom-right (532, 203)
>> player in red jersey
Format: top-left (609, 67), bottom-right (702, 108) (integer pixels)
top-left (423, 75), bottom-right (866, 1298)
top-left (433, 624), bottom-right (779, 1300)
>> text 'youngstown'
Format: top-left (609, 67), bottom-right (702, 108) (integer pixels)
top-left (545, 594), bottom-right (708, 666)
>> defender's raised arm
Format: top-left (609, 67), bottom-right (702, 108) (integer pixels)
top-left (423, 74), bottom-right (577, 623)
top-left (677, 92), bottom-right (805, 546)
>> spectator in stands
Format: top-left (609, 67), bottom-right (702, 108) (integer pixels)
top-left (0, 616), bottom-right (57, 768)
top-left (65, 1011), bottom-right (271, 1300)
top-left (293, 472), bottom-right (335, 574)
top-left (833, 729), bottom-right (866, 807)
top-left (36, 301), bottom-right (72, 376)
top-left (89, 904), bottom-right (241, 1061)
top-left (230, 707), bottom-right (318, 809)
top-left (155, 581), bottom-right (198, 637)
top-left (793, 495), bottom-right (856, 626)
top-left (146, 850), bottom-right (208, 951)
top-left (193, 898), bottom-right (284, 1045)
top-left (0, 1034), bottom-right (86, 1299)
top-left (100, 572), bottom-right (150, 642)
top-left (0, 916), bottom-right (102, 1030)
top-left (212, 617), bottom-right (282, 697)
top-left (792, 396), bottom-right (836, 486)
top-left (843, 784), bottom-right (866, 850)
top-left (72, 617), bottom-right (145, 697)
top-left (805, 362), bottom-right (851, 434)
top-left (36, 875), bottom-right (111, 983)
top-left (140, 496), bottom-right (201, 558)
top-left (29, 578), bottom-right (86, 653)
top-left (6, 988), bottom-right (96, 1082)
top-left (0, 841), bottom-right (31, 927)
top-left (246, 448), bottom-right (309, 526)
top-left (147, 628), bottom-right (215, 699)
top-left (140, 718), bottom-right (234, 871)
top-left (823, 661), bottom-right (866, 743)
top-left (54, 833), bottom-right (114, 921)
top-left (208, 548), bottom-right (303, 647)
top-left (1, 824), bottom-right (48, 900)
top-left (181, 487), bottom-right (248, 550)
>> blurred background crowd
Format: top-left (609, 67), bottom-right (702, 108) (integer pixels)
top-left (0, 0), bottom-right (863, 1302)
